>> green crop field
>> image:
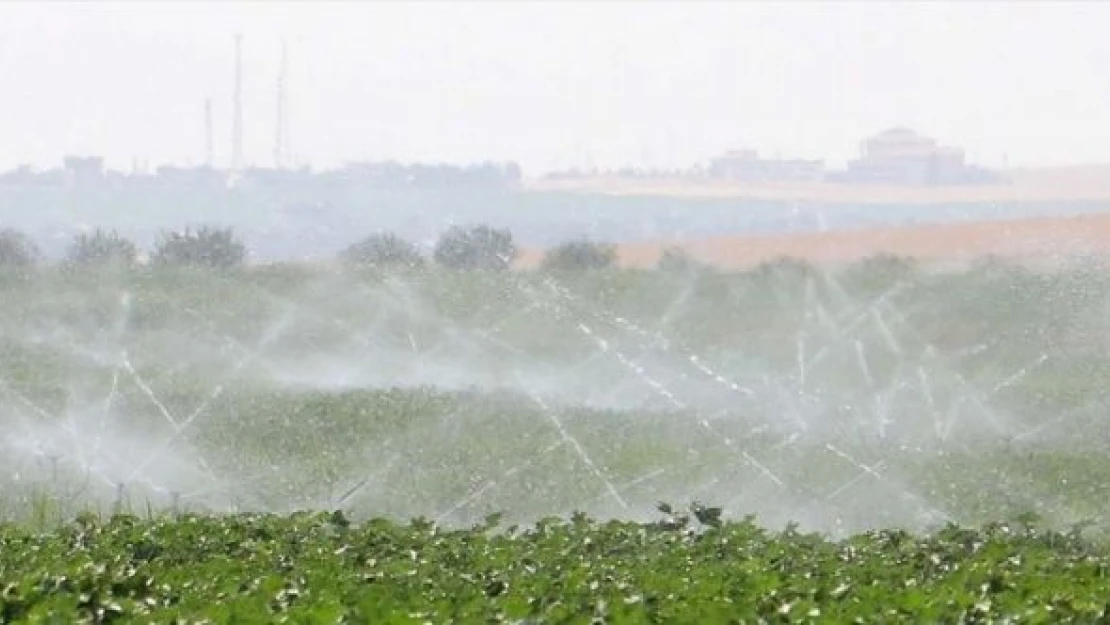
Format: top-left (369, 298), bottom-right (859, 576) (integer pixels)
top-left (4, 511), bottom-right (1110, 623)
top-left (3, 255), bottom-right (1110, 621)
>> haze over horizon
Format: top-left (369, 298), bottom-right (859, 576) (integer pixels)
top-left (1, 1), bottom-right (1108, 176)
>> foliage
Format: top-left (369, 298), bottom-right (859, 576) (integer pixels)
top-left (838, 253), bottom-right (920, 291)
top-left (540, 238), bottom-right (617, 271)
top-left (151, 225), bottom-right (246, 270)
top-left (750, 255), bottom-right (819, 284)
top-left (968, 254), bottom-right (1035, 281)
top-left (63, 228), bottom-right (138, 268)
top-left (0, 256), bottom-right (1105, 617)
top-left (433, 223), bottom-right (516, 270)
top-left (0, 228), bottom-right (41, 269)
top-left (3, 253), bottom-right (1110, 621)
top-left (845, 252), bottom-right (918, 278)
top-left (655, 246), bottom-right (712, 274)
top-left (0, 258), bottom-right (1107, 523)
top-left (338, 232), bottom-right (425, 270)
top-left (0, 511), bottom-right (1108, 622)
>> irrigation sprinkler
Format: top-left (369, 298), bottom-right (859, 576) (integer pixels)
top-left (113, 482), bottom-right (127, 514)
top-left (47, 454), bottom-right (60, 487)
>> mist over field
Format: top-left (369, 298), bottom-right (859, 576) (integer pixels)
top-left (9, 5), bottom-right (1110, 621)
top-left (2, 253), bottom-right (1110, 539)
top-left (1, 0), bottom-right (1110, 537)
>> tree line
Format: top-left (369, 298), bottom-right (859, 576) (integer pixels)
top-left (0, 224), bottom-right (700, 273)
top-left (0, 224), bottom-right (964, 285)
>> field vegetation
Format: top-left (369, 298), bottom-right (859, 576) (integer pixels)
top-left (4, 510), bottom-right (1110, 622)
top-left (2, 223), bottom-right (1110, 620)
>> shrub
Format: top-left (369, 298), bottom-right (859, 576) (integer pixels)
top-left (151, 225), bottom-right (246, 270)
top-left (540, 238), bottom-right (617, 271)
top-left (0, 228), bottom-right (41, 269)
top-left (849, 253), bottom-right (918, 277)
top-left (837, 253), bottom-right (920, 291)
top-left (433, 224), bottom-right (515, 271)
top-left (750, 256), bottom-right (818, 283)
top-left (339, 232), bottom-right (425, 270)
top-left (655, 246), bottom-right (711, 273)
top-left (64, 229), bottom-right (138, 268)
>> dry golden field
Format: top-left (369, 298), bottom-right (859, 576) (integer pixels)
top-left (518, 164), bottom-right (1110, 270)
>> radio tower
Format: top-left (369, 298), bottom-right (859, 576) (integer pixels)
top-left (231, 33), bottom-right (244, 172)
top-left (204, 98), bottom-right (214, 168)
top-left (274, 40), bottom-right (290, 169)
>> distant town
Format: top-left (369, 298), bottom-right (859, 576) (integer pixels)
top-left (0, 33), bottom-right (1006, 195)
top-left (0, 126), bottom-right (1003, 194)
top-left (545, 127), bottom-right (1002, 187)
top-left (0, 158), bottom-right (525, 192)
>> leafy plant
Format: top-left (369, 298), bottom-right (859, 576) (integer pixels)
top-left (151, 225), bottom-right (247, 270)
top-left (655, 246), bottom-right (711, 274)
top-left (540, 238), bottom-right (617, 271)
top-left (338, 232), bottom-right (425, 270)
top-left (0, 228), bottom-right (41, 269)
top-left (0, 512), bottom-right (1107, 622)
top-left (433, 224), bottom-right (515, 271)
top-left (63, 228), bottom-right (138, 268)
top-left (841, 252), bottom-right (919, 288)
top-left (1, 248), bottom-right (1109, 621)
top-left (750, 255), bottom-right (818, 283)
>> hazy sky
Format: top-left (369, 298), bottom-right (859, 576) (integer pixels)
top-left (1, 2), bottom-right (1108, 175)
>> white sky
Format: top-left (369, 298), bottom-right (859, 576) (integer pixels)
top-left (0, 1), bottom-right (1108, 174)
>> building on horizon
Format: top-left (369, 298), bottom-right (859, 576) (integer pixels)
top-left (0, 157), bottom-right (522, 192)
top-left (829, 127), bottom-right (1001, 186)
top-left (62, 156), bottom-right (106, 188)
top-left (706, 149), bottom-right (825, 183)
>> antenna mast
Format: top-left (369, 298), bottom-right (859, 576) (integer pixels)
top-left (231, 33), bottom-right (244, 172)
top-left (275, 39), bottom-right (290, 169)
top-left (204, 98), bottom-right (214, 168)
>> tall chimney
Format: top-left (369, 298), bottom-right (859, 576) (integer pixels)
top-left (231, 33), bottom-right (244, 172)
top-left (204, 98), bottom-right (214, 168)
top-left (275, 40), bottom-right (289, 169)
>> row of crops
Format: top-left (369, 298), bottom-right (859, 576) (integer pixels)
top-left (2, 510), bottom-right (1108, 622)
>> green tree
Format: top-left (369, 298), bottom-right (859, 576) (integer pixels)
top-left (0, 228), bottom-right (41, 270)
top-left (433, 224), bottom-right (516, 271)
top-left (751, 256), bottom-right (817, 282)
top-left (841, 253), bottom-right (919, 290)
top-left (339, 232), bottom-right (425, 270)
top-left (540, 238), bottom-right (617, 271)
top-left (151, 225), bottom-right (247, 270)
top-left (655, 246), bottom-right (710, 273)
top-left (64, 228), bottom-right (138, 268)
